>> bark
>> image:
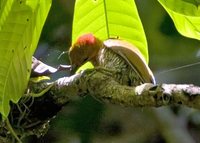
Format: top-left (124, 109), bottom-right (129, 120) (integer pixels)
top-left (48, 69), bottom-right (200, 109)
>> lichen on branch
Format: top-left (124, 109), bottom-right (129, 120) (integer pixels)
top-left (50, 69), bottom-right (200, 109)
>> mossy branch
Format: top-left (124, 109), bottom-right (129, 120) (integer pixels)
top-left (47, 69), bottom-right (200, 109)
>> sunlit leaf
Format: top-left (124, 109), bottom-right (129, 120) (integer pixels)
top-left (158, 0), bottom-right (200, 40)
top-left (72, 0), bottom-right (148, 65)
top-left (0, 0), bottom-right (51, 118)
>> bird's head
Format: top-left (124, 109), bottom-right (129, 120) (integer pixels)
top-left (69, 33), bottom-right (103, 72)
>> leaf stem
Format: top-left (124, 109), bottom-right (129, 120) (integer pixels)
top-left (6, 119), bottom-right (22, 143)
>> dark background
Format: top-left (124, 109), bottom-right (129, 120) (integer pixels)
top-left (27, 0), bottom-right (200, 143)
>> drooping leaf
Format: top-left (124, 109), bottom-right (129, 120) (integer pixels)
top-left (158, 0), bottom-right (200, 40)
top-left (72, 0), bottom-right (148, 64)
top-left (0, 0), bottom-right (51, 118)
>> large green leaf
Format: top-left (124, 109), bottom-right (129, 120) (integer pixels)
top-left (0, 0), bottom-right (51, 118)
top-left (72, 0), bottom-right (148, 63)
top-left (158, 0), bottom-right (200, 40)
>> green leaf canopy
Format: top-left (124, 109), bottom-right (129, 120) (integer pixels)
top-left (158, 0), bottom-right (200, 40)
top-left (0, 0), bottom-right (51, 118)
top-left (72, 0), bottom-right (149, 63)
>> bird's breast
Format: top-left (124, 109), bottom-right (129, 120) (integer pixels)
top-left (97, 47), bottom-right (143, 86)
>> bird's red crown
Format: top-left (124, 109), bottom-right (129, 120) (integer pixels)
top-left (76, 33), bottom-right (96, 46)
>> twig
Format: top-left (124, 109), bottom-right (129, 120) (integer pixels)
top-left (6, 119), bottom-right (22, 143)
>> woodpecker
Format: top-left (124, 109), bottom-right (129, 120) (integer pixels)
top-left (69, 33), bottom-right (155, 86)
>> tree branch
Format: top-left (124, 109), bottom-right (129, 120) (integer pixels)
top-left (48, 69), bottom-right (200, 109)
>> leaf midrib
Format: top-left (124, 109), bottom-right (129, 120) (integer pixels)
top-left (103, 0), bottom-right (109, 38)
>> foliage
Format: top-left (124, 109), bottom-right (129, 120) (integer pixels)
top-left (158, 0), bottom-right (200, 40)
top-left (0, 0), bottom-right (51, 118)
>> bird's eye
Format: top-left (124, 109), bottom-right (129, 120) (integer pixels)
top-left (83, 57), bottom-right (89, 62)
